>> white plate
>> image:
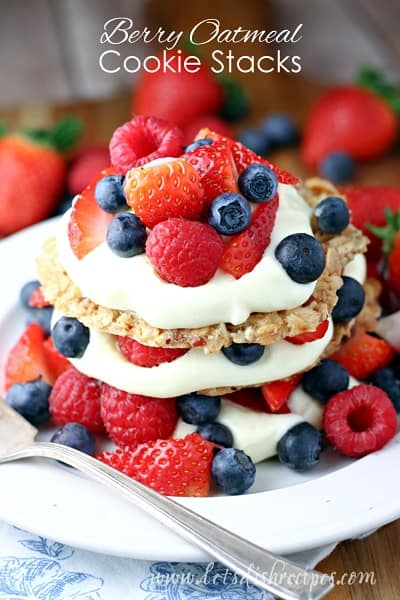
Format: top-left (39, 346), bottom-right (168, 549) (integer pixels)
top-left (1, 219), bottom-right (400, 561)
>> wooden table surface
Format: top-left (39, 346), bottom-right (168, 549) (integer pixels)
top-left (2, 17), bottom-right (400, 594)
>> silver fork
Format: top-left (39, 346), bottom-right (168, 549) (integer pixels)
top-left (0, 401), bottom-right (333, 600)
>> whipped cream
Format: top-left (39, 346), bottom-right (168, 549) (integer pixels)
top-left (66, 317), bottom-right (333, 398)
top-left (57, 183), bottom-right (317, 329)
top-left (343, 253), bottom-right (366, 284)
top-left (173, 400), bottom-right (304, 463)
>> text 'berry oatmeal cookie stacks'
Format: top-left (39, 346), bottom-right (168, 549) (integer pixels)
top-left (36, 115), bottom-right (383, 495)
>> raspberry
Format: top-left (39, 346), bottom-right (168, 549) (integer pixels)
top-left (323, 384), bottom-right (397, 457)
top-left (109, 116), bottom-right (183, 174)
top-left (100, 383), bottom-right (178, 448)
top-left (49, 368), bottom-right (104, 433)
top-left (117, 337), bottom-right (188, 367)
top-left (96, 433), bottom-right (214, 496)
top-left (146, 218), bottom-right (224, 287)
top-left (124, 158), bottom-right (205, 228)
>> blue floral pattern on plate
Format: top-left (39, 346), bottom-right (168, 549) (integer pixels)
top-left (140, 561), bottom-right (274, 599)
top-left (0, 533), bottom-right (103, 599)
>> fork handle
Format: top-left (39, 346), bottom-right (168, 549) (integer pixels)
top-left (0, 442), bottom-right (333, 600)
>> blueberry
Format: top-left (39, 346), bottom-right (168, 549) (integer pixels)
top-left (314, 196), bottom-right (350, 234)
top-left (54, 191), bottom-right (74, 216)
top-left (197, 422), bottom-right (233, 447)
top-left (184, 138), bottom-right (213, 153)
top-left (275, 233), bottom-right (325, 284)
top-left (370, 368), bottom-right (400, 412)
top-left (222, 343), bottom-right (265, 366)
top-left (277, 422), bottom-right (323, 471)
top-left (261, 113), bottom-right (298, 148)
top-left (52, 316), bottom-right (90, 358)
top-left (238, 163), bottom-right (278, 203)
top-left (6, 380), bottom-right (51, 425)
top-left (208, 193), bottom-right (251, 235)
top-left (20, 280), bottom-right (40, 308)
top-left (106, 213), bottom-right (147, 258)
top-left (318, 152), bottom-right (355, 183)
top-left (237, 128), bottom-right (269, 156)
top-left (332, 276), bottom-right (365, 323)
top-left (302, 358), bottom-right (349, 403)
top-left (26, 306), bottom-right (53, 337)
top-left (211, 447), bottom-right (256, 495)
top-left (95, 175), bottom-right (128, 213)
top-left (51, 422), bottom-right (96, 455)
top-left (177, 393), bottom-right (221, 425)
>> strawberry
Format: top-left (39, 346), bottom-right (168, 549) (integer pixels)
top-left (185, 141), bottom-right (238, 204)
top-left (225, 388), bottom-right (267, 413)
top-left (261, 375), bottom-right (301, 412)
top-left (4, 323), bottom-right (51, 391)
top-left (195, 128), bottom-right (298, 185)
top-left (124, 158), bottom-right (204, 228)
top-left (97, 433), bottom-right (214, 496)
top-left (0, 118), bottom-right (81, 236)
top-left (285, 319), bottom-right (329, 345)
top-left (49, 368), bottom-right (104, 433)
top-left (330, 332), bottom-right (395, 380)
top-left (369, 209), bottom-right (400, 299)
top-left (100, 383), bottom-right (178, 448)
top-left (42, 337), bottom-right (70, 381)
top-left (301, 87), bottom-right (397, 168)
top-left (388, 235), bottom-right (400, 298)
top-left (67, 146), bottom-right (110, 195)
top-left (28, 287), bottom-right (51, 308)
top-left (117, 337), bottom-right (187, 367)
top-left (68, 166), bottom-right (117, 258)
top-left (220, 195), bottom-right (279, 278)
top-left (132, 51), bottom-right (223, 128)
top-left (343, 185), bottom-right (400, 260)
top-left (183, 115), bottom-right (234, 146)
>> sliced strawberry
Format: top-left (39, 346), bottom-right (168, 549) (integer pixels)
top-left (225, 388), bottom-right (267, 412)
top-left (28, 287), bottom-right (51, 308)
top-left (68, 166), bottom-right (116, 259)
top-left (195, 128), bottom-right (298, 185)
top-left (43, 337), bottom-right (70, 381)
top-left (285, 319), bottom-right (330, 345)
top-left (4, 323), bottom-right (51, 391)
top-left (118, 337), bottom-right (188, 367)
top-left (261, 375), bottom-right (301, 412)
top-left (124, 158), bottom-right (204, 228)
top-left (220, 195), bottom-right (279, 278)
top-left (331, 332), bottom-right (395, 380)
top-left (96, 433), bottom-right (214, 497)
top-left (185, 140), bottom-right (238, 204)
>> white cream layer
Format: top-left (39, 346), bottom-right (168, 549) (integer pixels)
top-left (57, 183), bottom-right (317, 329)
top-left (66, 317), bottom-right (333, 398)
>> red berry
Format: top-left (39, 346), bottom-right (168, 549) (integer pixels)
top-left (225, 388), bottom-right (267, 413)
top-left (261, 375), bottom-right (301, 412)
top-left (109, 116), bottom-right (183, 174)
top-left (124, 158), bottom-right (204, 228)
top-left (28, 287), bottom-right (52, 308)
top-left (4, 323), bottom-right (52, 391)
top-left (323, 384), bottom-right (397, 457)
top-left (118, 337), bottom-right (188, 367)
top-left (68, 166), bottom-right (117, 258)
top-left (331, 332), bottom-right (395, 380)
top-left (220, 195), bottom-right (279, 278)
top-left (96, 433), bottom-right (214, 496)
top-left (42, 337), bottom-right (70, 381)
top-left (132, 50), bottom-right (223, 129)
top-left (100, 383), bottom-right (177, 448)
top-left (68, 146), bottom-right (110, 195)
top-left (49, 368), bottom-right (104, 433)
top-left (183, 115), bottom-right (234, 145)
top-left (194, 128), bottom-right (298, 185)
top-left (285, 319), bottom-right (329, 345)
top-left (185, 141), bottom-right (238, 205)
top-left (146, 218), bottom-right (224, 287)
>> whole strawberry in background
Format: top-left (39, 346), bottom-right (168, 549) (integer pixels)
top-left (0, 117), bottom-right (82, 236)
top-left (132, 50), bottom-right (224, 128)
top-left (371, 209), bottom-right (400, 301)
top-left (301, 69), bottom-right (399, 169)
